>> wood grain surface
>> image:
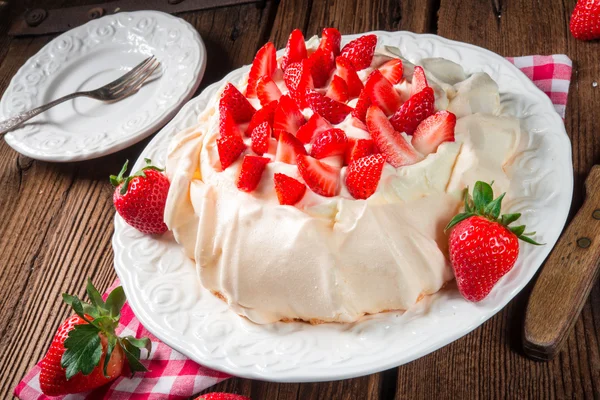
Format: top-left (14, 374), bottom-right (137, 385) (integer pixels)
top-left (0, 0), bottom-right (598, 399)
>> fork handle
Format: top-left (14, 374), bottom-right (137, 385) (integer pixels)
top-left (0, 92), bottom-right (85, 136)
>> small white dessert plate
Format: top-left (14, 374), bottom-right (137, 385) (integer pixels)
top-left (113, 31), bottom-right (573, 382)
top-left (0, 11), bottom-right (206, 162)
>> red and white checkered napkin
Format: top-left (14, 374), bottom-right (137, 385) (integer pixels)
top-left (15, 54), bottom-right (572, 400)
top-left (506, 55), bottom-right (572, 118)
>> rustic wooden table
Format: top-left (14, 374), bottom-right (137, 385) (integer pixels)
top-left (0, 0), bottom-right (599, 399)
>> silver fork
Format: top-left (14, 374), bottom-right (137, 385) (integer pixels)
top-left (0, 56), bottom-right (161, 136)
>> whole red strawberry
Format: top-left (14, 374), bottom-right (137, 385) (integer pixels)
top-left (446, 182), bottom-right (541, 302)
top-left (111, 159), bottom-right (170, 234)
top-left (195, 393), bottom-right (250, 400)
top-left (570, 0), bottom-right (600, 40)
top-left (40, 280), bottom-right (150, 396)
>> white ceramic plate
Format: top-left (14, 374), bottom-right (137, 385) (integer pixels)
top-left (0, 11), bottom-right (206, 162)
top-left (113, 31), bottom-right (572, 382)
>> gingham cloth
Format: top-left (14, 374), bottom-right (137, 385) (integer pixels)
top-left (14, 54), bottom-right (572, 400)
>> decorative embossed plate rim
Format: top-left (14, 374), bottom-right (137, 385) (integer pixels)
top-left (0, 11), bottom-right (206, 162)
top-left (113, 31), bottom-right (573, 382)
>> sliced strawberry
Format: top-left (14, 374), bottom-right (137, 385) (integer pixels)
top-left (281, 29), bottom-right (307, 71)
top-left (246, 100), bottom-right (278, 136)
top-left (296, 113), bottom-right (332, 144)
top-left (339, 34), bottom-right (377, 70)
top-left (275, 130), bottom-right (307, 164)
top-left (305, 91), bottom-right (353, 124)
top-left (246, 42), bottom-right (277, 98)
top-left (335, 56), bottom-right (363, 99)
top-left (274, 173), bottom-right (306, 205)
top-left (389, 87), bottom-right (435, 135)
top-left (319, 28), bottom-right (342, 56)
top-left (217, 111), bottom-right (246, 170)
top-left (411, 111), bottom-right (456, 155)
top-left (237, 155), bottom-right (270, 192)
top-left (345, 154), bottom-right (386, 199)
top-left (219, 109), bottom-right (241, 140)
top-left (220, 83), bottom-right (256, 124)
top-left (366, 105), bottom-right (423, 167)
top-left (256, 76), bottom-right (282, 107)
top-left (283, 59), bottom-right (314, 107)
top-left (411, 66), bottom-right (428, 96)
top-left (351, 86), bottom-right (372, 122)
top-left (296, 154), bottom-right (341, 197)
top-left (364, 69), bottom-right (402, 116)
top-left (273, 95), bottom-right (306, 135)
top-left (250, 121), bottom-right (271, 155)
top-left (310, 128), bottom-right (348, 159)
top-left (309, 47), bottom-right (335, 88)
top-left (379, 58), bottom-right (404, 85)
top-left (326, 75), bottom-right (349, 103)
top-left (345, 138), bottom-right (375, 165)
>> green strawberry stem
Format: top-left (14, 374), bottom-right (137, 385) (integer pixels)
top-left (109, 158), bottom-right (164, 196)
top-left (445, 181), bottom-right (543, 245)
top-left (61, 279), bottom-right (151, 379)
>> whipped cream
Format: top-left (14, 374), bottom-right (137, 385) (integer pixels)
top-left (164, 46), bottom-right (523, 324)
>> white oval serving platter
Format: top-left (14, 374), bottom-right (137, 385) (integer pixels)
top-left (0, 11), bottom-right (206, 162)
top-left (112, 31), bottom-right (572, 382)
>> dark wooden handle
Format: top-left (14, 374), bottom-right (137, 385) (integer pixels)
top-left (523, 165), bottom-right (600, 360)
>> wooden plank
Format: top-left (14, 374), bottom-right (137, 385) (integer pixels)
top-left (268, 0), bottom-right (439, 48)
top-left (392, 0), bottom-right (600, 398)
top-left (0, 2), bottom-right (278, 398)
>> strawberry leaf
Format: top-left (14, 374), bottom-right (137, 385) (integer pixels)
top-left (122, 336), bottom-right (152, 355)
top-left (62, 324), bottom-right (102, 379)
top-left (105, 286), bottom-right (126, 318)
top-left (473, 181), bottom-right (493, 213)
top-left (501, 213), bottom-right (521, 226)
top-left (120, 338), bottom-right (148, 374)
top-left (119, 176), bottom-right (134, 196)
top-left (62, 294), bottom-right (94, 324)
top-left (519, 234), bottom-right (543, 245)
top-left (142, 158), bottom-right (164, 173)
top-left (462, 188), bottom-right (473, 213)
top-left (110, 160), bottom-right (129, 187)
top-left (81, 303), bottom-right (100, 319)
top-left (93, 316), bottom-right (118, 333)
top-left (510, 225), bottom-right (526, 237)
top-left (86, 279), bottom-right (106, 312)
top-left (483, 192), bottom-right (505, 220)
top-left (445, 212), bottom-right (475, 232)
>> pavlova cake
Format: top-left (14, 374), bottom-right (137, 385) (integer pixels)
top-left (161, 28), bottom-right (528, 324)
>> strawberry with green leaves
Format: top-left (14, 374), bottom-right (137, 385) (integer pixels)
top-left (40, 280), bottom-right (150, 396)
top-left (111, 159), bottom-right (170, 235)
top-left (446, 182), bottom-right (542, 302)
